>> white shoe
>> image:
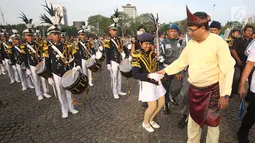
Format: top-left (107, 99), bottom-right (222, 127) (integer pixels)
top-left (113, 94), bottom-right (120, 99)
top-left (89, 83), bottom-right (94, 87)
top-left (29, 85), bottom-right (35, 89)
top-left (16, 80), bottom-right (20, 83)
top-left (118, 92), bottom-right (127, 96)
top-left (2, 72), bottom-right (6, 75)
top-left (22, 87), bottom-right (27, 91)
top-left (43, 93), bottom-right (52, 99)
top-left (150, 121), bottom-right (160, 129)
top-left (70, 109), bottom-right (79, 115)
top-left (10, 80), bottom-right (15, 84)
top-left (38, 96), bottom-right (43, 101)
top-left (62, 113), bottom-right (68, 119)
top-left (142, 122), bottom-right (154, 132)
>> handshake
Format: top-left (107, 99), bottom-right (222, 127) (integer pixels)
top-left (148, 73), bottom-right (164, 82)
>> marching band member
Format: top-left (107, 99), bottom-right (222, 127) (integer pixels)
top-left (41, 1), bottom-right (78, 118)
top-left (0, 28), bottom-right (20, 83)
top-left (105, 23), bottom-right (129, 99)
top-left (132, 32), bottom-right (165, 132)
top-left (19, 12), bottom-right (52, 100)
top-left (74, 26), bottom-right (95, 86)
top-left (0, 39), bottom-right (6, 75)
top-left (9, 29), bottom-right (34, 91)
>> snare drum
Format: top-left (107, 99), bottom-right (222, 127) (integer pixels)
top-left (86, 57), bottom-right (101, 72)
top-left (61, 70), bottom-right (89, 95)
top-left (119, 59), bottom-right (132, 78)
top-left (35, 60), bottom-right (52, 78)
top-left (95, 51), bottom-right (105, 62)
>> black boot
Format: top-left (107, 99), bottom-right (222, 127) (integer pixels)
top-left (237, 131), bottom-right (249, 143)
top-left (178, 114), bottom-right (188, 129)
top-left (163, 103), bottom-right (170, 115)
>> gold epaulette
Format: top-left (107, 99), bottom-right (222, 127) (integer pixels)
top-left (7, 45), bottom-right (12, 54)
top-left (131, 50), bottom-right (141, 58)
top-left (104, 39), bottom-right (110, 49)
top-left (42, 45), bottom-right (49, 58)
top-left (131, 50), bottom-right (141, 68)
top-left (20, 45), bottom-right (26, 54)
top-left (7, 44), bottom-right (12, 49)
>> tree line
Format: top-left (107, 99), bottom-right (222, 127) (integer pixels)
top-left (2, 13), bottom-right (255, 37)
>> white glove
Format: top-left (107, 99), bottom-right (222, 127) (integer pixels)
top-left (128, 56), bottom-right (132, 62)
top-left (158, 56), bottom-right (165, 63)
top-left (12, 65), bottom-right (17, 71)
top-left (74, 66), bottom-right (81, 72)
top-left (48, 78), bottom-right (54, 86)
top-left (149, 73), bottom-right (164, 81)
top-left (91, 55), bottom-right (96, 59)
top-left (107, 64), bottom-right (112, 71)
top-left (26, 69), bottom-right (32, 75)
top-left (99, 46), bottom-right (103, 51)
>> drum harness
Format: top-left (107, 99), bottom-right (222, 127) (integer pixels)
top-left (79, 41), bottom-right (98, 79)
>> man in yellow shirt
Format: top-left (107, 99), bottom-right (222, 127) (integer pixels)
top-left (157, 6), bottom-right (235, 143)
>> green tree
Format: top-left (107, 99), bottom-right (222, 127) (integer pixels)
top-left (87, 14), bottom-right (112, 35)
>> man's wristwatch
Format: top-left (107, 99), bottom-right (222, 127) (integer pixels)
top-left (224, 95), bottom-right (230, 99)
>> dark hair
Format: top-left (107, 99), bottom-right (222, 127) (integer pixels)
top-left (137, 25), bottom-right (146, 32)
top-left (244, 25), bottom-right (254, 32)
top-left (187, 12), bottom-right (209, 30)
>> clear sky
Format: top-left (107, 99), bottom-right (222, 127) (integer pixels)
top-left (0, 0), bottom-right (254, 26)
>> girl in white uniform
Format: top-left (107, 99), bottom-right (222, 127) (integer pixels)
top-left (131, 33), bottom-right (166, 132)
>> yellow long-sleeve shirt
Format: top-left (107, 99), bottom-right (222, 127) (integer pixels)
top-left (164, 33), bottom-right (235, 97)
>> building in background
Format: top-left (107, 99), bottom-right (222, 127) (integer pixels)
top-left (53, 4), bottom-right (68, 25)
top-left (248, 15), bottom-right (255, 24)
top-left (73, 21), bottom-right (86, 29)
top-left (122, 4), bottom-right (137, 19)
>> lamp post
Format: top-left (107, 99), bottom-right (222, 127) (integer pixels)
top-left (213, 4), bottom-right (216, 20)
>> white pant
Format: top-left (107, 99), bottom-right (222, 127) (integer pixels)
top-left (16, 64), bottom-right (27, 89)
top-left (30, 65), bottom-right (46, 97)
top-left (81, 59), bottom-right (93, 85)
top-left (41, 77), bottom-right (49, 93)
top-left (187, 115), bottom-right (220, 143)
top-left (4, 59), bottom-right (19, 82)
top-left (53, 74), bottom-right (75, 115)
top-left (110, 61), bottom-right (122, 94)
top-left (0, 61), bottom-right (6, 74)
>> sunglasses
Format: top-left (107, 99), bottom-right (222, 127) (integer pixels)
top-left (187, 26), bottom-right (202, 33)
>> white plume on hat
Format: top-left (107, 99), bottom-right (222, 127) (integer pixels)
top-left (40, 1), bottom-right (62, 33)
top-left (19, 11), bottom-right (34, 34)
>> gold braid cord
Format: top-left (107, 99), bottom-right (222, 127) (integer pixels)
top-left (126, 78), bottom-right (131, 95)
top-left (72, 91), bottom-right (88, 106)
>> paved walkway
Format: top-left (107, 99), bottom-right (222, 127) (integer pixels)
top-left (0, 64), bottom-right (254, 143)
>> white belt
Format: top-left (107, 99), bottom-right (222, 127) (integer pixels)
top-left (163, 64), bottom-right (169, 67)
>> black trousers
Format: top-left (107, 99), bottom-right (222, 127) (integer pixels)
top-left (238, 69), bottom-right (255, 141)
top-left (162, 74), bottom-right (174, 104)
top-left (238, 92), bottom-right (255, 140)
